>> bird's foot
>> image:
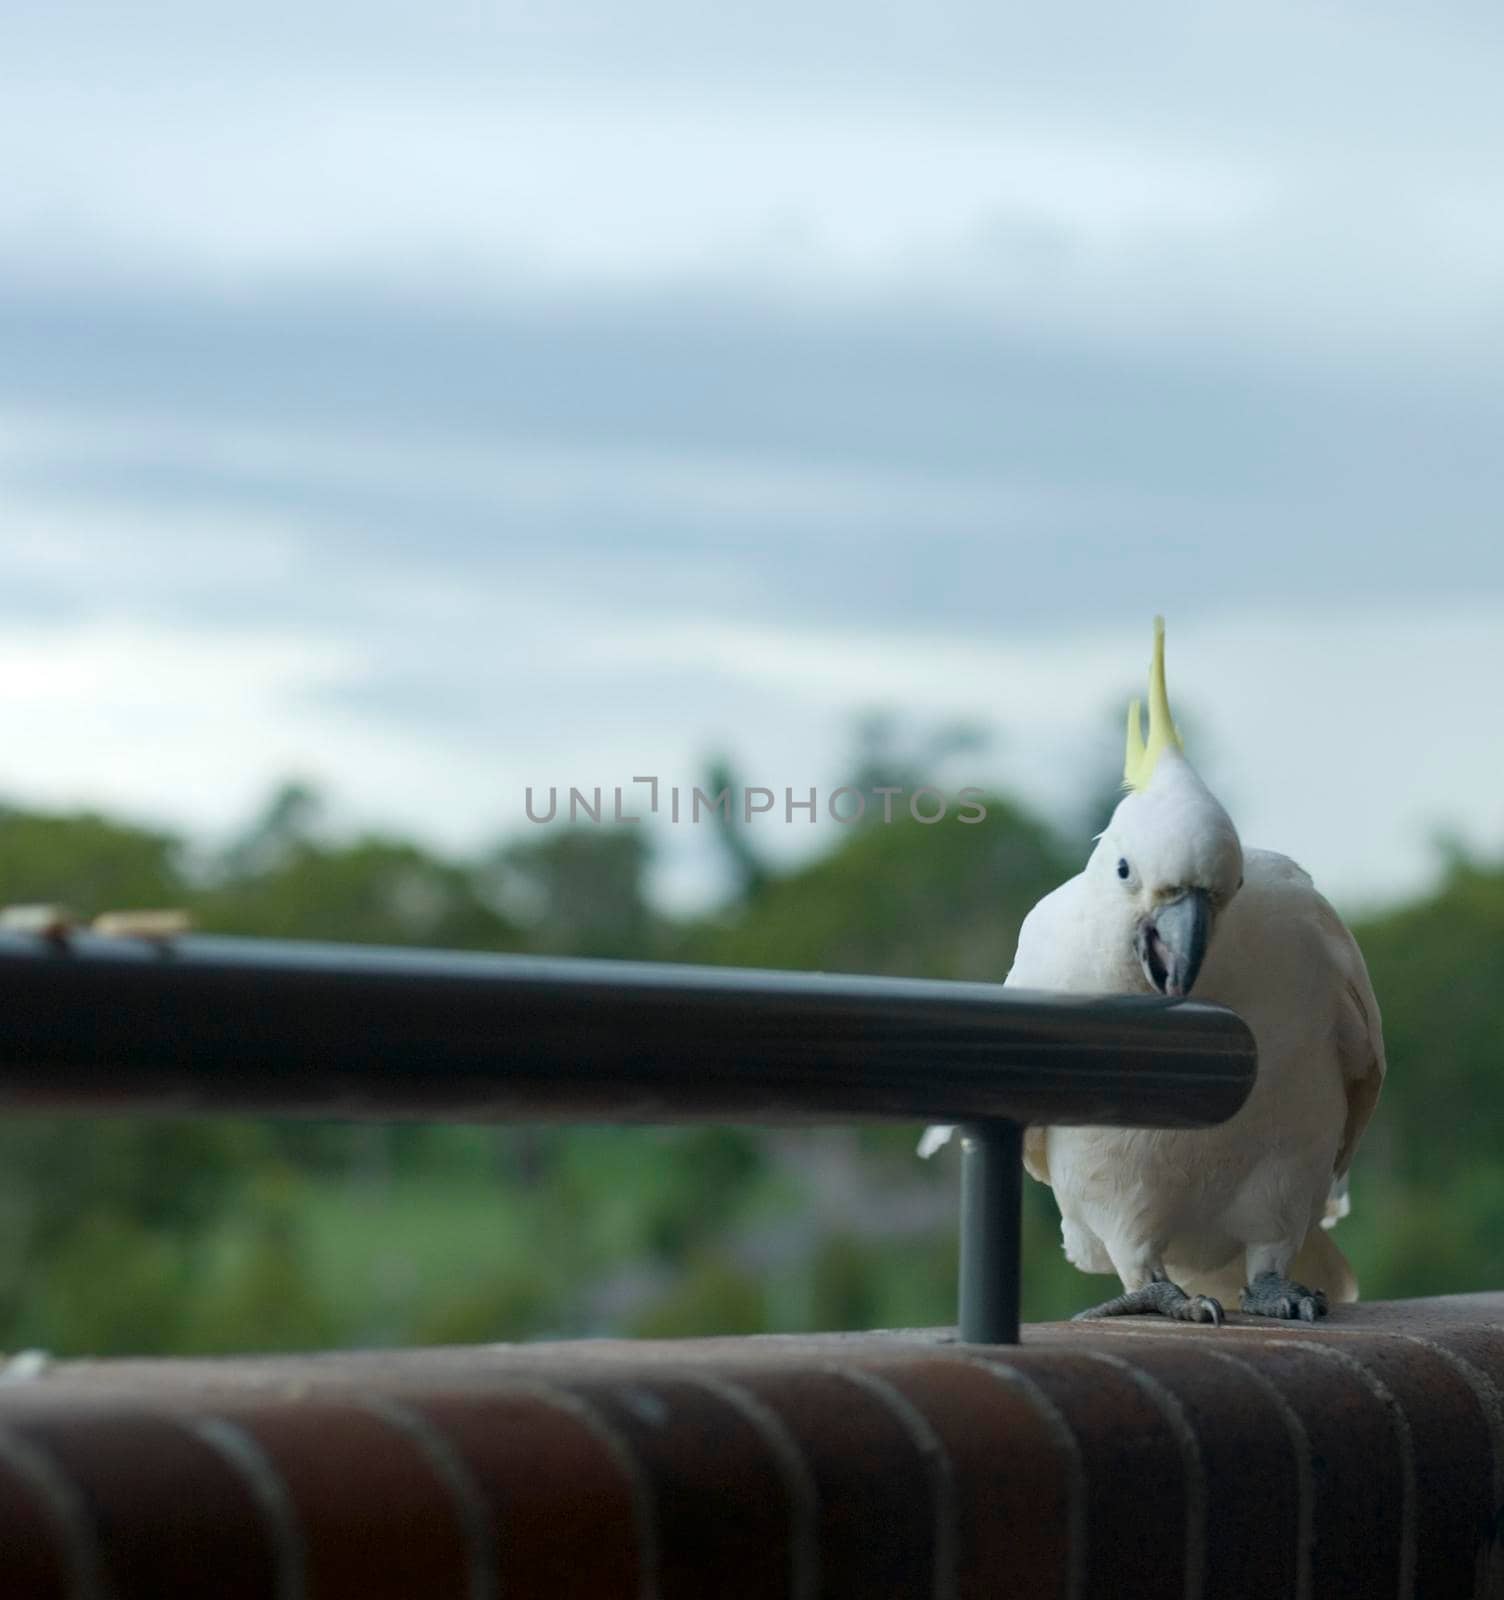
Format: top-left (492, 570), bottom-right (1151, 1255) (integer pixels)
top-left (1072, 1271), bottom-right (1224, 1326)
top-left (1238, 1271), bottom-right (1327, 1321)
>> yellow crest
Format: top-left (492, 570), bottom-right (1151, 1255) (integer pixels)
top-left (1123, 616), bottom-right (1185, 791)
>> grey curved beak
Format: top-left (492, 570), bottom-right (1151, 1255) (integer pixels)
top-left (1139, 888), bottom-right (1212, 998)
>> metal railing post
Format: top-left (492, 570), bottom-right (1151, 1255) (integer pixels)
top-left (958, 1121), bottom-right (1023, 1344)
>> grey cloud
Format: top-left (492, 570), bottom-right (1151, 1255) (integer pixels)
top-left (11, 0), bottom-right (1504, 124)
top-left (5, 282), bottom-right (1504, 685)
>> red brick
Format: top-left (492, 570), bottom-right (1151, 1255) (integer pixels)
top-left (987, 1349), bottom-right (1190, 1600)
top-left (403, 1391), bottom-right (642, 1600)
top-left (855, 1356), bottom-right (1081, 1600)
top-left (563, 1375), bottom-right (795, 1600)
top-left (225, 1402), bottom-right (473, 1600)
top-left (7, 1413), bottom-right (277, 1600)
top-left (701, 1365), bottom-right (943, 1600)
top-left (0, 1439), bottom-right (78, 1600)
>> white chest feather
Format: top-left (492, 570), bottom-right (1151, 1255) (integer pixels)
top-left (1025, 850), bottom-right (1379, 1281)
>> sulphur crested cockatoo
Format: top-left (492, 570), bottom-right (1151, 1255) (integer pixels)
top-left (920, 619), bottom-right (1385, 1323)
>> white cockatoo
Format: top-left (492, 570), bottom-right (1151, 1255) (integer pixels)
top-left (920, 619), bottom-right (1385, 1323)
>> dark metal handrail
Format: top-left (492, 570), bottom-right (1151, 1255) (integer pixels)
top-left (0, 932), bottom-right (1257, 1342)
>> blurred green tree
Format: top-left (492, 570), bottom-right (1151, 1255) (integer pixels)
top-left (0, 739), bottom-right (1493, 1354)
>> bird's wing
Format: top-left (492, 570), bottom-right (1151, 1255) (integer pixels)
top-left (1321, 1172), bottom-right (1350, 1227)
top-left (1331, 946), bottom-right (1387, 1181)
top-left (1002, 876), bottom-right (1088, 990)
top-left (920, 1123), bottom-right (1052, 1181)
top-left (1240, 850), bottom-right (1387, 1190)
top-left (919, 877), bottom-right (1089, 1170)
top-left (924, 1125), bottom-right (1054, 1181)
top-left (1022, 1126), bottom-right (1051, 1185)
top-left (1005, 878), bottom-right (1093, 1189)
top-left (1273, 867), bottom-right (1388, 1182)
top-left (916, 1125), bottom-right (955, 1158)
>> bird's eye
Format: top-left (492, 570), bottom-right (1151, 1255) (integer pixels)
top-left (1116, 858), bottom-right (1131, 880)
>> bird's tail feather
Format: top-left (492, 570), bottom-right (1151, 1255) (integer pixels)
top-left (1178, 1226), bottom-right (1360, 1306)
top-left (1290, 1225), bottom-right (1360, 1303)
top-left (916, 1124), bottom-right (955, 1159)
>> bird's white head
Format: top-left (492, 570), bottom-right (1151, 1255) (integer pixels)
top-left (1092, 618), bottom-right (1243, 998)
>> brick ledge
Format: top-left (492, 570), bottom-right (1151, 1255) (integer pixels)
top-left (0, 1295), bottom-right (1500, 1599)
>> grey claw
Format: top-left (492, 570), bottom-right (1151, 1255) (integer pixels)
top-left (1176, 1294), bottom-right (1223, 1326)
top-left (1075, 1278), bottom-right (1223, 1324)
top-left (1240, 1273), bottom-right (1330, 1320)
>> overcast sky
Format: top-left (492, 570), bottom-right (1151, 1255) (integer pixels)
top-left (4, 2), bottom-right (1503, 913)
